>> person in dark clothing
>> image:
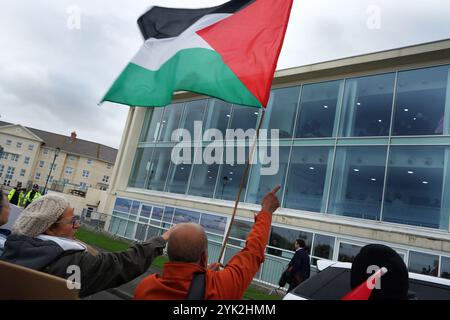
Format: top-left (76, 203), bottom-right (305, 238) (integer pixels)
top-left (1, 194), bottom-right (172, 298)
top-left (287, 239), bottom-right (310, 292)
top-left (7, 182), bottom-right (24, 206)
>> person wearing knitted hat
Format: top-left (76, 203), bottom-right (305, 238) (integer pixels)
top-left (350, 244), bottom-right (411, 300)
top-left (0, 194), bottom-right (173, 298)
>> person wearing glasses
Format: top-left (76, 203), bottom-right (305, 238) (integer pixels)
top-left (0, 194), bottom-right (171, 298)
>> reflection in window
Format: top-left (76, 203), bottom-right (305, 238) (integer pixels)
top-left (284, 147), bottom-right (332, 212)
top-left (141, 108), bottom-right (164, 142)
top-left (179, 100), bottom-right (207, 137)
top-left (228, 105), bottom-right (259, 132)
top-left (295, 80), bottom-right (342, 138)
top-left (146, 147), bottom-right (172, 191)
top-left (189, 162), bottom-right (220, 198)
top-left (146, 226), bottom-right (161, 239)
top-left (269, 226), bottom-right (313, 254)
top-left (393, 65), bottom-right (450, 136)
top-left (338, 243), bottom-right (362, 263)
top-left (135, 224), bottom-right (148, 241)
top-left (130, 201), bottom-right (140, 215)
top-left (162, 207), bottom-right (174, 223)
top-left (339, 73), bottom-right (395, 137)
top-left (230, 219), bottom-right (252, 240)
top-left (165, 162), bottom-right (192, 194)
top-left (383, 146), bottom-right (447, 229)
top-left (246, 146), bottom-right (290, 204)
top-left (140, 205), bottom-right (152, 218)
top-left (312, 234), bottom-right (335, 260)
top-left (114, 198), bottom-right (132, 213)
top-left (200, 214), bottom-right (227, 235)
top-left (263, 86), bottom-right (300, 138)
top-left (328, 147), bottom-right (387, 220)
top-left (408, 251), bottom-right (439, 276)
top-left (125, 222), bottom-right (136, 238)
top-left (441, 257), bottom-right (450, 279)
top-left (204, 99), bottom-right (232, 136)
top-left (173, 209), bottom-right (200, 224)
top-left (216, 162), bottom-right (248, 201)
top-left (151, 207), bottom-right (164, 221)
top-left (129, 148), bottom-right (154, 188)
top-left (157, 103), bottom-right (184, 141)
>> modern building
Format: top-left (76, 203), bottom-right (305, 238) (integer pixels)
top-left (0, 121), bottom-right (117, 194)
top-left (102, 40), bottom-right (450, 287)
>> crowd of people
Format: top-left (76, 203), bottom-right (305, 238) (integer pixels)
top-left (0, 183), bottom-right (414, 300)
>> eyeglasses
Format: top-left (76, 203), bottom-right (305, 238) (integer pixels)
top-left (55, 216), bottom-right (81, 228)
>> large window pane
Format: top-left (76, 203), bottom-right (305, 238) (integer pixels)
top-left (216, 162), bottom-right (248, 201)
top-left (140, 108), bottom-right (164, 142)
top-left (328, 146), bottom-right (387, 220)
top-left (339, 73), bottom-right (395, 137)
top-left (230, 219), bottom-right (252, 240)
top-left (128, 148), bottom-right (154, 188)
top-left (204, 99), bottom-right (232, 136)
top-left (200, 213), bottom-right (227, 235)
top-left (263, 86), bottom-right (300, 138)
top-left (173, 208), bottom-right (200, 224)
top-left (383, 146), bottom-right (446, 229)
top-left (246, 146), bottom-right (290, 204)
top-left (189, 161), bottom-right (220, 198)
top-left (441, 257), bottom-right (450, 279)
top-left (393, 65), bottom-right (450, 136)
top-left (295, 80), bottom-right (342, 138)
top-left (408, 251), bottom-right (439, 276)
top-left (269, 226), bottom-right (313, 254)
top-left (157, 103), bottom-right (184, 141)
top-left (179, 99), bottom-right (207, 137)
top-left (146, 147), bottom-right (172, 191)
top-left (284, 147), bottom-right (332, 212)
top-left (162, 207), bottom-right (174, 223)
top-left (113, 198), bottom-right (132, 213)
top-left (165, 162), bottom-right (192, 194)
top-left (338, 243), bottom-right (362, 263)
top-left (312, 234), bottom-right (335, 260)
top-left (228, 105), bottom-right (259, 132)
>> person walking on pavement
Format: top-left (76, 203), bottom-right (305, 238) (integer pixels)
top-left (286, 239), bottom-right (311, 292)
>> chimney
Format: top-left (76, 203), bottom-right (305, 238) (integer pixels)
top-left (70, 131), bottom-right (77, 141)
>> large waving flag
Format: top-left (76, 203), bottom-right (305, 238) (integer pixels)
top-left (101, 0), bottom-right (293, 108)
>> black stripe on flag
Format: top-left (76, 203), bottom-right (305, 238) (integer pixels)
top-left (137, 0), bottom-right (255, 40)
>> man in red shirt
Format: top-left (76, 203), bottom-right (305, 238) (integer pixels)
top-left (134, 185), bottom-right (281, 300)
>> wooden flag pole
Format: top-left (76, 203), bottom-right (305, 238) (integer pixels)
top-left (217, 107), bottom-right (267, 263)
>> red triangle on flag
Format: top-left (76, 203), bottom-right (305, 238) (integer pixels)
top-left (197, 0), bottom-right (294, 107)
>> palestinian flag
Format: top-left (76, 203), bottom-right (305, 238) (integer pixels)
top-left (101, 0), bottom-right (293, 108)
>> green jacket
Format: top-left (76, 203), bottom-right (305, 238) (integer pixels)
top-left (24, 190), bottom-right (42, 206)
top-left (8, 188), bottom-right (24, 206)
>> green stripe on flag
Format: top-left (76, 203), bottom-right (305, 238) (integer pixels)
top-left (102, 48), bottom-right (262, 108)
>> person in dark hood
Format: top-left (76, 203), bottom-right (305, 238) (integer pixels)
top-left (1, 194), bottom-right (172, 298)
top-left (0, 194), bottom-right (11, 255)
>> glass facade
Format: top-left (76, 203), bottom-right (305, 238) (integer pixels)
top-left (129, 63), bottom-right (450, 231)
top-left (109, 197), bottom-right (450, 284)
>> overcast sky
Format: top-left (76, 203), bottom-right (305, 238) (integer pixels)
top-left (0, 0), bottom-right (449, 149)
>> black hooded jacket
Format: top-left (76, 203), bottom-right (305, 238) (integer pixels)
top-left (0, 234), bottom-right (166, 298)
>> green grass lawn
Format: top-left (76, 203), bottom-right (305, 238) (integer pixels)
top-left (76, 227), bottom-right (283, 300)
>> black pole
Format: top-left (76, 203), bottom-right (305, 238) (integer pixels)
top-left (43, 148), bottom-right (60, 195)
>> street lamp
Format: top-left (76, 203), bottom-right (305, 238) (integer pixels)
top-left (43, 147), bottom-right (60, 195)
